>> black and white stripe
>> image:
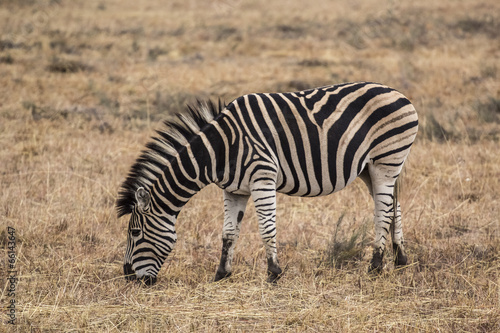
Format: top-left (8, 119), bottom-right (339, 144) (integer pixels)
top-left (117, 82), bottom-right (418, 284)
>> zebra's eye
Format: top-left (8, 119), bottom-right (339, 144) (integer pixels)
top-left (131, 229), bottom-right (141, 237)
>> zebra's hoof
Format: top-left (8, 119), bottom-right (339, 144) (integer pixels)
top-left (214, 271), bottom-right (231, 282)
top-left (393, 244), bottom-right (408, 268)
top-left (266, 274), bottom-right (280, 284)
top-left (368, 264), bottom-right (383, 274)
top-left (267, 267), bottom-right (283, 284)
top-left (368, 250), bottom-right (384, 274)
top-left (394, 257), bottom-right (408, 269)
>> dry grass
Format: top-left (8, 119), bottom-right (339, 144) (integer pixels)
top-left (1, 0), bottom-right (499, 331)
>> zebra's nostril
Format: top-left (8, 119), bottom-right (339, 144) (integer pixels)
top-left (124, 263), bottom-right (136, 281)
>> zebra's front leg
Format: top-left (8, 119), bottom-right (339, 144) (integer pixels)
top-left (251, 177), bottom-right (282, 283)
top-left (214, 191), bottom-right (249, 282)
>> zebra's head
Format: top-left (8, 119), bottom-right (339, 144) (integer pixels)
top-left (123, 187), bottom-right (177, 285)
top-left (118, 100), bottom-right (222, 284)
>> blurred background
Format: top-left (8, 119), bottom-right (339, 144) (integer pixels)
top-left (1, 0), bottom-right (498, 137)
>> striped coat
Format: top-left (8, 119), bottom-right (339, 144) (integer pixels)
top-left (117, 82), bottom-right (418, 284)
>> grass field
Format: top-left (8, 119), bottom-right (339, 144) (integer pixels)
top-left (1, 0), bottom-right (499, 331)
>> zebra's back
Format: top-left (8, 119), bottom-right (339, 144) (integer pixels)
top-left (223, 82), bottom-right (418, 197)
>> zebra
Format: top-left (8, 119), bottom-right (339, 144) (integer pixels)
top-left (117, 82), bottom-right (418, 285)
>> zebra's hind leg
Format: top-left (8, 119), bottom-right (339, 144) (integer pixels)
top-left (366, 164), bottom-right (404, 273)
top-left (214, 191), bottom-right (249, 282)
top-left (391, 200), bottom-right (408, 268)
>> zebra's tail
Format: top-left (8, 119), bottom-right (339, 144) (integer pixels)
top-left (391, 170), bottom-right (403, 240)
top-left (393, 176), bottom-right (400, 222)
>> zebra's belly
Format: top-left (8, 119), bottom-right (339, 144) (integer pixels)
top-left (221, 179), bottom-right (350, 197)
top-left (275, 170), bottom-right (354, 197)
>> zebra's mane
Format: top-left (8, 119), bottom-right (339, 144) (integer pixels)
top-left (116, 100), bottom-right (224, 217)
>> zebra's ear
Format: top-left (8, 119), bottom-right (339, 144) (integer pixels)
top-left (135, 187), bottom-right (151, 212)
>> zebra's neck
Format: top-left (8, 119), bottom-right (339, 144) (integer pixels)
top-left (147, 117), bottom-right (230, 216)
top-left (116, 100), bottom-right (228, 218)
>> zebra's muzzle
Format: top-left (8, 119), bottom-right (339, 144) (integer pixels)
top-left (124, 263), bottom-right (136, 281)
top-left (124, 263), bottom-right (157, 285)
top-left (138, 275), bottom-right (157, 286)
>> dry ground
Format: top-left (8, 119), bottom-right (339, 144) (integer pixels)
top-left (0, 0), bottom-right (499, 332)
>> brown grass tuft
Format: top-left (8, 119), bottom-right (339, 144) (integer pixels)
top-left (46, 57), bottom-right (92, 73)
